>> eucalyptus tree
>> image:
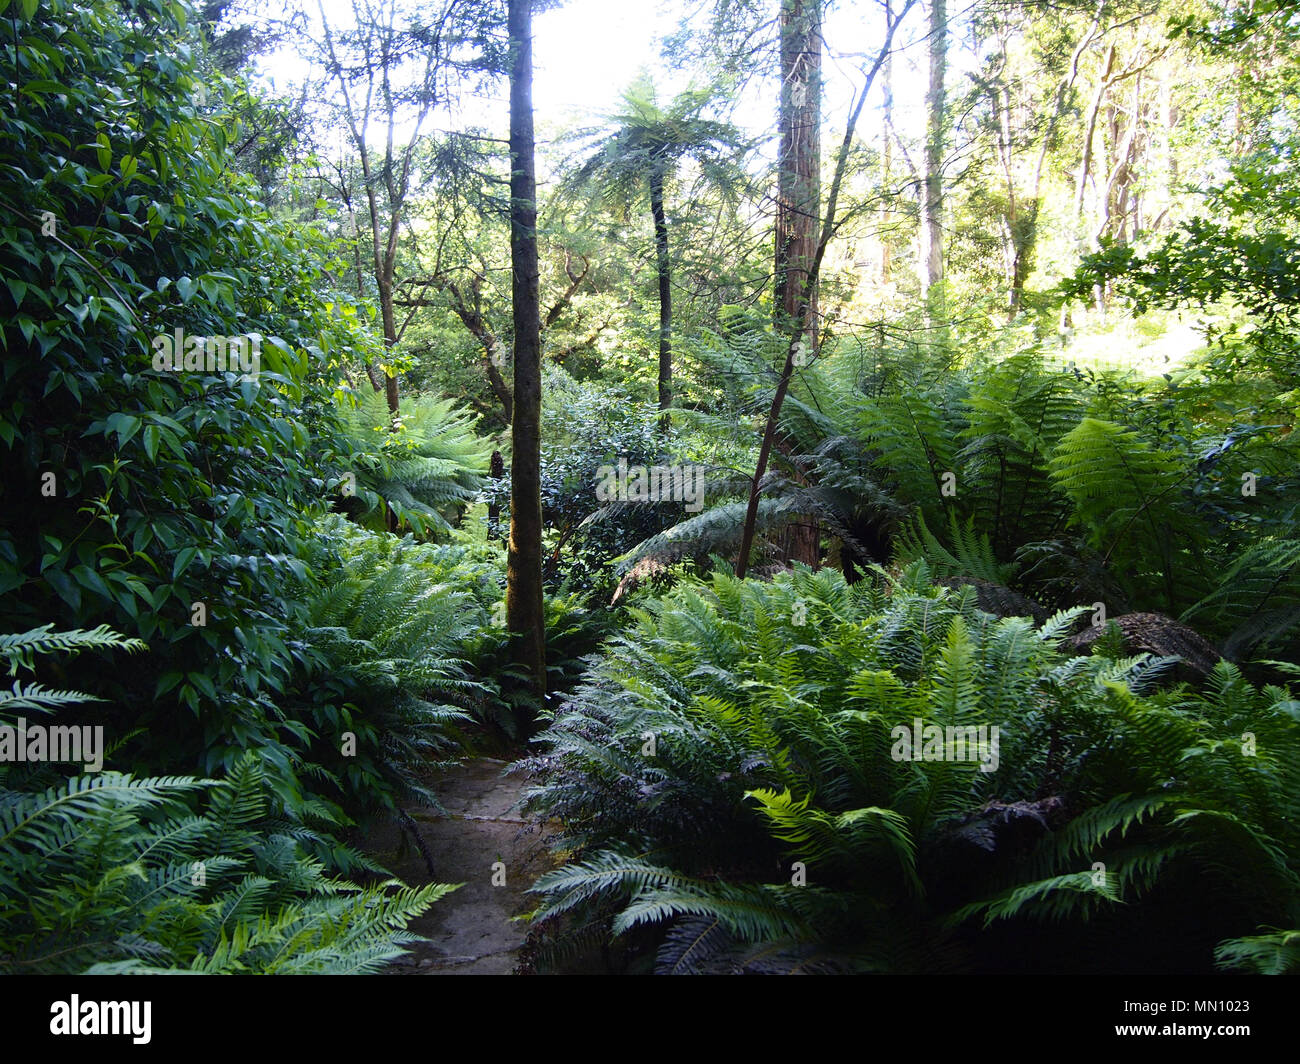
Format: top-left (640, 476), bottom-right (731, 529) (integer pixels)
top-left (776, 0), bottom-right (822, 351)
top-left (967, 0), bottom-right (1110, 316)
top-left (735, 0), bottom-right (917, 578)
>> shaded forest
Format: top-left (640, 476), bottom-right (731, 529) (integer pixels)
top-left (1, 0), bottom-right (1298, 979)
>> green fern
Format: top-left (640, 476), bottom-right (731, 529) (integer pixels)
top-left (0, 625), bottom-right (145, 677)
top-left (1214, 929), bottom-right (1300, 974)
top-left (1048, 417), bottom-right (1201, 610)
top-left (0, 627), bottom-right (455, 974)
top-left (524, 567), bottom-right (1300, 973)
top-left (1183, 538), bottom-right (1300, 660)
top-left (339, 388), bottom-right (493, 537)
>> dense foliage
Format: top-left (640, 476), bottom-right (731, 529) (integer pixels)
top-left (0, 626), bottom-right (454, 974)
top-left (1, 0), bottom-right (1297, 979)
top-left (522, 567), bottom-right (1300, 973)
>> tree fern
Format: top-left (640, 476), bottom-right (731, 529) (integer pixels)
top-left (957, 353), bottom-right (1083, 554)
top-left (1183, 538), bottom-right (1300, 661)
top-left (1214, 929), bottom-right (1300, 974)
top-left (1048, 417), bottom-right (1202, 611)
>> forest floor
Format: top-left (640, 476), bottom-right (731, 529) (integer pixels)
top-left (360, 756), bottom-right (555, 975)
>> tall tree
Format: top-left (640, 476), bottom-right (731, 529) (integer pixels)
top-left (880, 0), bottom-right (897, 286)
top-left (506, 0), bottom-right (546, 704)
top-left (312, 0), bottom-right (461, 414)
top-left (736, 2), bottom-right (915, 578)
top-left (920, 0), bottom-right (947, 322)
top-left (975, 0), bottom-right (1108, 316)
top-left (773, 0), bottom-right (823, 567)
top-left (392, 172), bottom-right (591, 428)
top-left (775, 0), bottom-right (822, 351)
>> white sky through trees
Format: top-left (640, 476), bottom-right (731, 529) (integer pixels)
top-left (250, 0), bottom-right (952, 177)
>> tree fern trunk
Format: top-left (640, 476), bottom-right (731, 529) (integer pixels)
top-left (650, 163), bottom-right (673, 433)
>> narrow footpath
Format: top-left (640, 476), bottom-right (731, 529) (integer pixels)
top-left (364, 757), bottom-right (555, 975)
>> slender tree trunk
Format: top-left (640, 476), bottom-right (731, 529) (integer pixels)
top-left (442, 279), bottom-right (514, 422)
top-left (1160, 76), bottom-right (1178, 232)
top-left (920, 0), bottom-right (947, 325)
top-left (1098, 72), bottom-right (1143, 247)
top-left (488, 449), bottom-right (504, 542)
top-left (649, 163), bottom-right (673, 432)
top-left (1064, 42), bottom-right (1115, 328)
top-left (990, 76), bottom-right (1032, 318)
top-left (377, 277), bottom-right (401, 414)
top-left (506, 0), bottom-right (545, 706)
top-left (1075, 44), bottom-right (1116, 232)
top-left (776, 0), bottom-right (821, 350)
top-left (880, 0), bottom-right (895, 285)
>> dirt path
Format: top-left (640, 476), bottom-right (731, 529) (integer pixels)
top-left (362, 757), bottom-right (555, 975)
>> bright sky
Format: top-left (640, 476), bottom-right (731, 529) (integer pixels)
top-left (532, 0), bottom-right (687, 124)
top-left (251, 0), bottom-right (944, 162)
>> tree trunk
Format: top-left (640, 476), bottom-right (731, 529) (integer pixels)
top-left (736, 4), bottom-right (909, 577)
top-left (506, 0), bottom-right (546, 706)
top-left (488, 449), bottom-right (504, 543)
top-left (1075, 44), bottom-right (1116, 232)
top-left (920, 0), bottom-right (947, 323)
top-left (773, 0), bottom-right (822, 566)
top-left (442, 278), bottom-right (514, 422)
top-left (776, 0), bottom-right (821, 350)
top-left (377, 278), bottom-right (400, 415)
top-left (649, 163), bottom-right (673, 432)
top-left (880, 0), bottom-right (895, 285)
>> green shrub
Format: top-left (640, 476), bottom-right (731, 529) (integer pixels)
top-left (0, 0), bottom-right (371, 814)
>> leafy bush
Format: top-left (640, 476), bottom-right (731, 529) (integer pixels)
top-left (0, 0), bottom-right (374, 813)
top-left (1066, 146), bottom-right (1300, 392)
top-left (501, 367), bottom-right (700, 601)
